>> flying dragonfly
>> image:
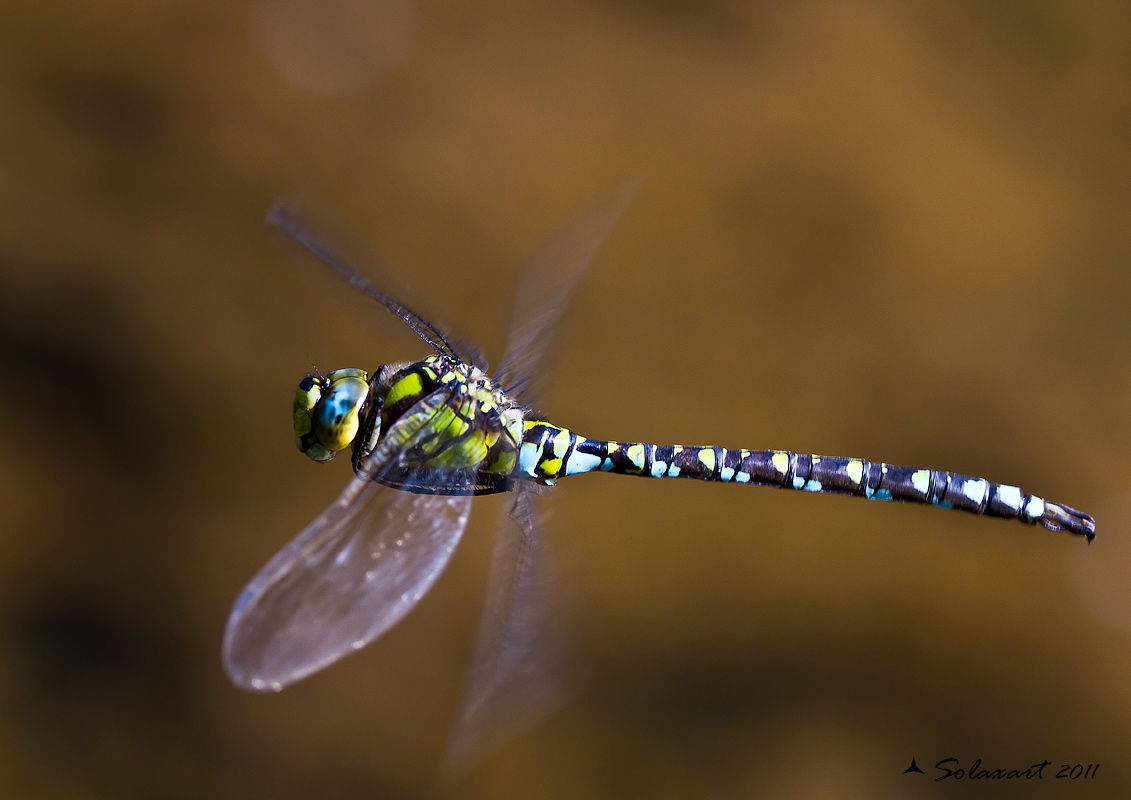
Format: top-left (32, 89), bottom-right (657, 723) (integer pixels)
top-left (223, 184), bottom-right (1095, 774)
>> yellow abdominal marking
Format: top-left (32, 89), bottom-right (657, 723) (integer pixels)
top-left (553, 429), bottom-right (571, 458)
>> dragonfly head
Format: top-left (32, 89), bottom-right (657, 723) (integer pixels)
top-left (292, 368), bottom-right (370, 461)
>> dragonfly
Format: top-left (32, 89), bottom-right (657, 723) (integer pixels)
top-left (223, 184), bottom-right (1095, 773)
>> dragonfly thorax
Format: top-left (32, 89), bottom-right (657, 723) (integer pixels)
top-left (349, 356), bottom-right (528, 487)
top-left (292, 368), bottom-right (370, 461)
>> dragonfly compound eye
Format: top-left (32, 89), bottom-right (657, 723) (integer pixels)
top-left (293, 369), bottom-right (369, 461)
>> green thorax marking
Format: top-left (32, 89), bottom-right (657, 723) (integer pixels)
top-left (359, 356), bottom-right (525, 492)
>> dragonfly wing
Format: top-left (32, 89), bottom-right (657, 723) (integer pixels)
top-left (494, 179), bottom-right (640, 412)
top-left (268, 200), bottom-right (484, 368)
top-left (223, 389), bottom-right (475, 692)
top-left (438, 485), bottom-right (575, 784)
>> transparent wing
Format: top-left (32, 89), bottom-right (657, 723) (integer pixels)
top-left (268, 200), bottom-right (488, 371)
top-left (437, 486), bottom-right (575, 785)
top-left (494, 179), bottom-right (640, 412)
top-left (223, 388), bottom-right (476, 691)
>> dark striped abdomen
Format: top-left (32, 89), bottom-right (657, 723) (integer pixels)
top-left (518, 422), bottom-right (1094, 541)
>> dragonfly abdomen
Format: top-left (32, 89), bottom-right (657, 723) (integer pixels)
top-left (518, 422), bottom-right (1094, 540)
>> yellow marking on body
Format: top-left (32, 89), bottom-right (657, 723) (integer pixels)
top-left (386, 372), bottom-right (424, 406)
top-left (771, 452), bottom-right (789, 474)
top-left (845, 459), bottom-right (864, 485)
top-left (436, 429), bottom-right (487, 468)
top-left (447, 415), bottom-right (469, 437)
top-left (439, 397), bottom-right (471, 438)
top-left (294, 387), bottom-right (319, 412)
top-left (553, 429), bottom-right (571, 458)
top-left (483, 428), bottom-right (501, 449)
top-left (541, 457), bottom-right (563, 476)
top-left (911, 469), bottom-right (931, 495)
top-left (487, 449), bottom-right (516, 475)
top-left (697, 448), bottom-right (715, 472)
top-left (627, 443), bottom-right (645, 470)
top-left (522, 420), bottom-right (543, 434)
top-left (418, 406), bottom-right (457, 455)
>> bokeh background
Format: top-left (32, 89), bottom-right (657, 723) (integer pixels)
top-left (1, 1), bottom-right (1129, 797)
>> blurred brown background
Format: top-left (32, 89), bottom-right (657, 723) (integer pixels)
top-left (1, 1), bottom-right (1129, 797)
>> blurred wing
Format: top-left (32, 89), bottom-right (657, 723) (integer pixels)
top-left (223, 388), bottom-right (475, 691)
top-left (438, 485), bottom-right (575, 785)
top-left (494, 179), bottom-right (640, 411)
top-left (268, 200), bottom-right (488, 371)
